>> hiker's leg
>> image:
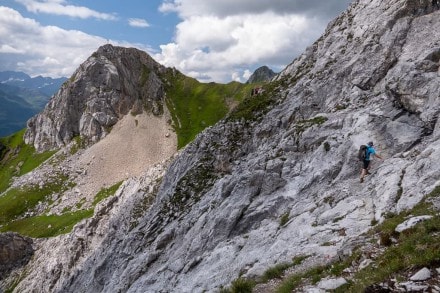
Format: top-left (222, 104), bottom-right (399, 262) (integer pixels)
top-left (360, 160), bottom-right (370, 182)
top-left (360, 168), bottom-right (366, 177)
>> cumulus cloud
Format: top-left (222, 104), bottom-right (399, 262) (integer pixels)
top-left (159, 0), bottom-right (349, 18)
top-left (128, 18), bottom-right (150, 28)
top-left (15, 0), bottom-right (117, 20)
top-left (157, 0), bottom-right (352, 82)
top-left (0, 6), bottom-right (150, 77)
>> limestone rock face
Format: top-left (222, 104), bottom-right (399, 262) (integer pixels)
top-left (24, 45), bottom-right (167, 152)
top-left (7, 1), bottom-right (440, 292)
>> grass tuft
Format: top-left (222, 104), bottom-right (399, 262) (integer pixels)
top-left (93, 181), bottom-right (123, 205)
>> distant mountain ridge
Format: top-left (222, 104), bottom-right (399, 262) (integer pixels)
top-left (0, 71), bottom-right (67, 97)
top-left (0, 71), bottom-right (67, 137)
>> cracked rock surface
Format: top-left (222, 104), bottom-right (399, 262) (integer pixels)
top-left (3, 0), bottom-right (440, 292)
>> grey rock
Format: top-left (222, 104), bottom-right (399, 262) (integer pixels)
top-left (318, 277), bottom-right (347, 290)
top-left (410, 267), bottom-right (431, 281)
top-left (25, 45), bottom-right (167, 152)
top-left (395, 215), bottom-right (433, 233)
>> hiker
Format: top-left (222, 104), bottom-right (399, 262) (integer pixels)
top-left (360, 141), bottom-right (383, 183)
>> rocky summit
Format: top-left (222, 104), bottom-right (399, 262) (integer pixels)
top-left (24, 45), bottom-right (167, 152)
top-left (1, 0), bottom-right (440, 292)
top-left (246, 66), bottom-right (276, 84)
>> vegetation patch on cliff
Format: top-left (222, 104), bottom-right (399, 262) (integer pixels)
top-left (161, 69), bottom-right (253, 148)
top-left (93, 181), bottom-right (123, 205)
top-left (0, 209), bottom-right (93, 238)
top-left (227, 76), bottom-right (290, 122)
top-left (0, 129), bottom-right (55, 193)
top-left (0, 173), bottom-right (73, 225)
top-left (0, 180), bottom-right (123, 238)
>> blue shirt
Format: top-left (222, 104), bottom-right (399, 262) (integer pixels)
top-left (366, 146), bottom-right (376, 161)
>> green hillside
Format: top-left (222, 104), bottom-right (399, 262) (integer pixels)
top-left (161, 69), bottom-right (255, 148)
top-left (0, 129), bottom-right (55, 193)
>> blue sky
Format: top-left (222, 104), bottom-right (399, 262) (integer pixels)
top-left (0, 0), bottom-right (352, 83)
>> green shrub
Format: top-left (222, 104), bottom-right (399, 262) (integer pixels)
top-left (279, 213), bottom-right (289, 227)
top-left (323, 141), bottom-right (331, 152)
top-left (93, 181), bottom-right (123, 205)
top-left (262, 263), bottom-right (292, 282)
top-left (229, 278), bottom-right (255, 293)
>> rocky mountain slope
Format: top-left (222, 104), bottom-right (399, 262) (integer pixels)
top-left (1, 0), bottom-right (440, 292)
top-left (24, 45), bottom-right (168, 152)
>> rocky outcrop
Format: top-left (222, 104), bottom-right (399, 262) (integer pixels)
top-left (246, 65), bottom-right (276, 84)
top-left (24, 45), bottom-right (168, 152)
top-left (6, 0), bottom-right (440, 292)
top-left (0, 232), bottom-right (33, 279)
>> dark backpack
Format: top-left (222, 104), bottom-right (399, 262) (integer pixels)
top-left (358, 145), bottom-right (367, 161)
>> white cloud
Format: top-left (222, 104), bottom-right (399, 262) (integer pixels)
top-left (155, 11), bottom-right (322, 82)
top-left (0, 44), bottom-right (25, 54)
top-left (159, 0), bottom-right (351, 19)
top-left (15, 0), bottom-right (117, 20)
top-left (156, 0), bottom-right (352, 82)
top-left (0, 6), bottom-right (150, 77)
top-left (128, 18), bottom-right (150, 28)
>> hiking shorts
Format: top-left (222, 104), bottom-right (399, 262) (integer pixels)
top-left (363, 160), bottom-right (370, 169)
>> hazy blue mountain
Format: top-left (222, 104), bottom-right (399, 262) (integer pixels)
top-left (0, 71), bottom-right (67, 137)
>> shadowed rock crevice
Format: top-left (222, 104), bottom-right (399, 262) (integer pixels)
top-left (0, 232), bottom-right (33, 279)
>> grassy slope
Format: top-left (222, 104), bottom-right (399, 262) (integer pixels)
top-left (0, 181), bottom-right (123, 238)
top-left (162, 69), bottom-right (255, 148)
top-left (0, 127), bottom-right (124, 238)
top-left (0, 129), bottom-right (56, 193)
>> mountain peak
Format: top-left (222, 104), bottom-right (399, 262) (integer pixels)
top-left (246, 65), bottom-right (276, 84)
top-left (24, 45), bottom-right (167, 151)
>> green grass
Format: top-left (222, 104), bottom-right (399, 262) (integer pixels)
top-left (261, 262), bottom-right (293, 282)
top-left (162, 69), bottom-right (253, 148)
top-left (279, 213), bottom-right (289, 227)
top-left (219, 278), bottom-right (256, 293)
top-left (0, 129), bottom-right (56, 193)
top-left (93, 181), bottom-right (123, 205)
top-left (0, 179), bottom-right (123, 238)
top-left (221, 255), bottom-right (310, 293)
top-left (0, 174), bottom-right (72, 224)
top-left (0, 209), bottom-right (93, 238)
top-left (227, 76), bottom-right (291, 123)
